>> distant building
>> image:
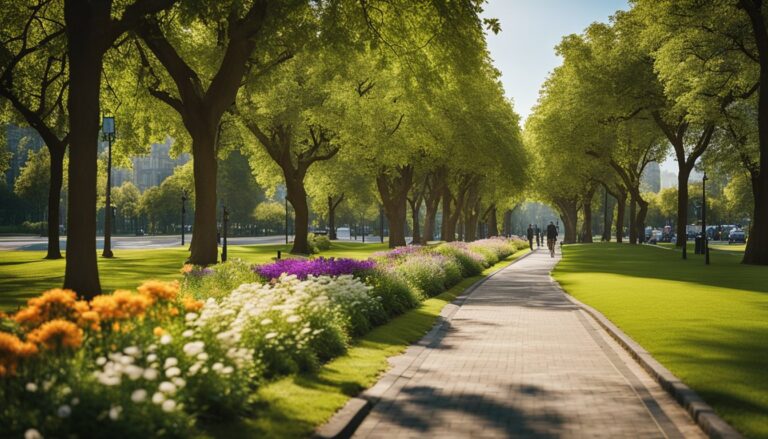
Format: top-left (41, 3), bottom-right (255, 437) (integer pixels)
top-left (641, 161), bottom-right (661, 193)
top-left (660, 170), bottom-right (677, 190)
top-left (4, 125), bottom-right (44, 186)
top-left (115, 138), bottom-right (190, 192)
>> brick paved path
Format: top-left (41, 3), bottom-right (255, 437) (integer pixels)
top-left (353, 249), bottom-right (704, 438)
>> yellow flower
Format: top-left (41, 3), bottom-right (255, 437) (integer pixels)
top-left (183, 297), bottom-right (204, 312)
top-left (180, 264), bottom-right (194, 274)
top-left (153, 326), bottom-right (166, 336)
top-left (27, 320), bottom-right (83, 351)
top-left (138, 280), bottom-right (179, 302)
top-left (112, 290), bottom-right (152, 318)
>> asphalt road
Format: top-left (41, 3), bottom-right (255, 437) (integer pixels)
top-left (0, 234), bottom-right (387, 251)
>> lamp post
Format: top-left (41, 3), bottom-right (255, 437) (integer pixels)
top-left (181, 190), bottom-right (188, 246)
top-left (361, 213), bottom-right (365, 243)
top-left (222, 205), bottom-right (229, 262)
top-left (284, 196), bottom-right (289, 245)
top-left (702, 173), bottom-right (710, 265)
top-left (379, 206), bottom-right (384, 243)
top-left (101, 115), bottom-right (115, 258)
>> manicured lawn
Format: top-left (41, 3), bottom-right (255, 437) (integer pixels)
top-left (0, 242), bottom-right (389, 311)
top-left (201, 249), bottom-right (530, 438)
top-left (553, 243), bottom-right (768, 438)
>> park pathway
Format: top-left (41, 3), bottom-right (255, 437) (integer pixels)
top-left (352, 248), bottom-right (705, 438)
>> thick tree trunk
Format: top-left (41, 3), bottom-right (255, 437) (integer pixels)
top-left (629, 196), bottom-right (637, 244)
top-left (45, 147), bottom-right (64, 259)
top-left (188, 129), bottom-right (220, 264)
top-left (288, 183), bottom-right (311, 254)
top-left (328, 195), bottom-right (338, 240)
top-left (675, 168), bottom-right (691, 248)
top-left (557, 198), bottom-right (579, 244)
top-left (636, 198), bottom-right (649, 244)
top-left (441, 186), bottom-right (455, 242)
top-left (377, 166), bottom-right (413, 248)
top-left (615, 190), bottom-right (626, 244)
top-left (486, 205), bottom-right (498, 237)
top-left (422, 198), bottom-right (439, 244)
top-left (464, 204), bottom-right (479, 242)
top-left (602, 188), bottom-right (613, 242)
top-left (63, 2), bottom-right (105, 297)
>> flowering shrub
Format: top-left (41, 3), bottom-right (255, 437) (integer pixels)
top-left (308, 233), bottom-right (332, 252)
top-left (254, 257), bottom-right (375, 281)
top-left (435, 242), bottom-right (486, 276)
top-left (362, 267), bottom-right (420, 317)
top-left (181, 259), bottom-right (259, 300)
top-left (372, 245), bottom-right (426, 260)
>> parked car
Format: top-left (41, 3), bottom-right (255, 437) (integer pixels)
top-left (729, 229), bottom-right (746, 244)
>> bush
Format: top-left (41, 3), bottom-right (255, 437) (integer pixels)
top-left (393, 254), bottom-right (451, 298)
top-left (363, 267), bottom-right (420, 317)
top-left (180, 259), bottom-right (259, 300)
top-left (309, 233), bottom-right (332, 251)
top-left (435, 242), bottom-right (486, 275)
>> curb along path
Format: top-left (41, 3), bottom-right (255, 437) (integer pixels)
top-left (349, 249), bottom-right (706, 438)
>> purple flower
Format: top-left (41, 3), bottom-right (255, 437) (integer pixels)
top-left (372, 245), bottom-right (426, 260)
top-left (254, 257), bottom-right (376, 280)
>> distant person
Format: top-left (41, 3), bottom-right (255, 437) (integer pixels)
top-left (546, 221), bottom-right (558, 258)
top-left (526, 224), bottom-right (534, 250)
top-left (535, 224), bottom-right (541, 248)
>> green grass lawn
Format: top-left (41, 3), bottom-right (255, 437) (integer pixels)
top-left (200, 249), bottom-right (530, 438)
top-left (0, 242), bottom-right (389, 311)
top-left (553, 243), bottom-right (768, 438)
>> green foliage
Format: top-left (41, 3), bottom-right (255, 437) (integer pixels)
top-left (13, 148), bottom-right (50, 213)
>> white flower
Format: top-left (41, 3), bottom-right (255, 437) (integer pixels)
top-left (286, 315), bottom-right (301, 323)
top-left (260, 318), bottom-right (273, 326)
top-left (159, 381), bottom-right (177, 394)
top-left (142, 368), bottom-right (159, 381)
top-left (163, 357), bottom-right (178, 369)
top-left (25, 382), bottom-right (38, 392)
top-left (185, 312), bottom-right (198, 321)
top-left (71, 398), bottom-right (80, 406)
top-left (24, 429), bottom-right (43, 439)
top-left (160, 334), bottom-right (173, 345)
top-left (188, 362), bottom-right (202, 376)
top-left (212, 362), bottom-right (224, 372)
top-left (221, 366), bottom-right (234, 375)
top-left (183, 341), bottom-right (205, 357)
top-left (182, 329), bottom-right (194, 338)
top-left (131, 389), bottom-right (147, 403)
top-left (197, 352), bottom-right (209, 361)
top-left (146, 353), bottom-right (158, 363)
top-left (57, 405), bottom-right (71, 418)
top-left (172, 377), bottom-right (186, 388)
top-left (109, 405), bottom-right (122, 421)
top-left (123, 346), bottom-right (141, 357)
top-left (161, 399), bottom-right (177, 413)
top-left (124, 365), bottom-right (144, 381)
top-left (165, 367), bottom-right (181, 378)
top-left (265, 332), bottom-right (277, 340)
top-left (96, 357), bottom-right (107, 366)
top-left (152, 392), bottom-right (165, 404)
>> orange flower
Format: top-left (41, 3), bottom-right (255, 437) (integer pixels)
top-left (27, 319), bottom-right (83, 351)
top-left (15, 289), bottom-right (79, 328)
top-left (183, 296), bottom-right (204, 312)
top-left (169, 307), bottom-right (179, 317)
top-left (138, 280), bottom-right (179, 302)
top-left (0, 331), bottom-right (38, 376)
top-left (90, 294), bottom-right (119, 319)
top-left (180, 264), bottom-right (194, 274)
top-left (77, 311), bottom-right (101, 331)
top-left (13, 306), bottom-right (42, 328)
top-left (112, 290), bottom-right (152, 318)
top-left (0, 311), bottom-right (7, 320)
top-left (153, 326), bottom-right (166, 336)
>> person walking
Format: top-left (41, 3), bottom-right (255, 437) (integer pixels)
top-left (535, 224), bottom-right (541, 248)
top-left (526, 224), bottom-right (534, 251)
top-left (546, 221), bottom-right (558, 258)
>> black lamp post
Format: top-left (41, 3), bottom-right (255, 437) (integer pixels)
top-left (702, 173), bottom-right (710, 265)
top-left (222, 205), bottom-right (229, 262)
top-left (181, 190), bottom-right (188, 246)
top-left (284, 196), bottom-right (289, 245)
top-left (101, 115), bottom-right (115, 258)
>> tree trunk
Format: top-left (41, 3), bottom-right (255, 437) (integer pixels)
top-left (377, 166), bottom-right (413, 248)
top-left (629, 196), bottom-right (637, 244)
top-left (408, 196), bottom-right (422, 244)
top-left (615, 190), bottom-right (626, 244)
top-left (188, 129), bottom-right (220, 264)
top-left (742, 1), bottom-right (768, 264)
top-left (441, 186), bottom-right (455, 242)
top-left (45, 147), bottom-right (64, 259)
top-left (636, 198), bottom-right (649, 244)
top-left (581, 187), bottom-right (595, 243)
top-left (63, 2), bottom-right (105, 297)
top-left (602, 187), bottom-right (613, 242)
top-left (675, 168), bottom-right (691, 248)
top-left (288, 182), bottom-right (311, 254)
top-left (328, 195), bottom-right (338, 240)
top-left (486, 205), bottom-right (498, 237)
top-left (422, 198), bottom-right (439, 244)
top-left (556, 198), bottom-right (579, 244)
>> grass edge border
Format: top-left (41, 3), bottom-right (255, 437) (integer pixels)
top-left (313, 248), bottom-right (535, 439)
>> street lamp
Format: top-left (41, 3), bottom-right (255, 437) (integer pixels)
top-left (379, 206), bottom-right (385, 244)
top-left (222, 205), bottom-right (229, 262)
top-left (702, 172), bottom-right (710, 265)
top-left (101, 115), bottom-right (115, 258)
top-left (284, 196), bottom-right (289, 245)
top-left (181, 190), bottom-right (188, 246)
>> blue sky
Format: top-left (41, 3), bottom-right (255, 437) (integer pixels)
top-left (482, 0), bottom-right (629, 123)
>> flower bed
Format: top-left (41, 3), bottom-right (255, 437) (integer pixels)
top-left (0, 237), bottom-right (525, 437)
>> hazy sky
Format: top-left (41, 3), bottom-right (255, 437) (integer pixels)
top-left (482, 0), bottom-right (629, 124)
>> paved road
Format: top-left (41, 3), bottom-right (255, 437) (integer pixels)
top-left (353, 249), bottom-right (705, 438)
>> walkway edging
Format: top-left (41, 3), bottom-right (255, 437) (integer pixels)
top-left (313, 249), bottom-right (534, 439)
top-left (560, 289), bottom-right (742, 439)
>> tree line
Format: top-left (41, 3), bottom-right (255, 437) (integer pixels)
top-left (526, 0), bottom-right (768, 265)
top-left (0, 0), bottom-right (527, 298)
